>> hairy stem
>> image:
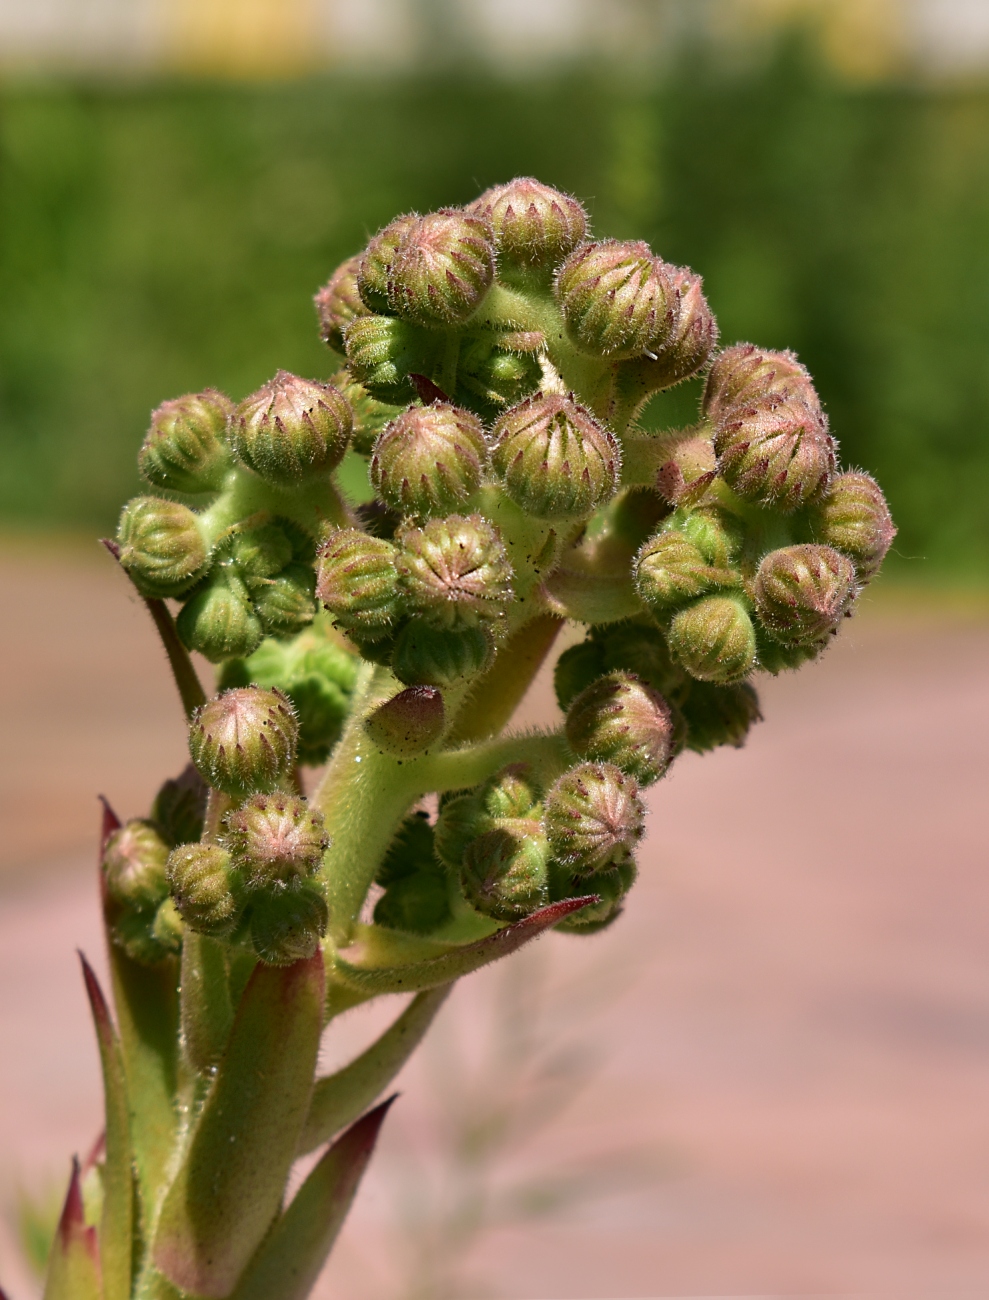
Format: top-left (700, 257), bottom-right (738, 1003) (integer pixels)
top-left (447, 612), bottom-right (564, 743)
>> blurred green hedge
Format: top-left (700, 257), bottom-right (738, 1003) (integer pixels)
top-left (1, 62), bottom-right (988, 575)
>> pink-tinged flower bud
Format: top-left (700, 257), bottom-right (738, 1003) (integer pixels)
top-left (330, 369), bottom-right (405, 457)
top-left (753, 544), bottom-right (857, 647)
top-left (176, 572), bottom-right (263, 663)
top-left (397, 513), bottom-right (513, 629)
top-left (469, 177), bottom-right (588, 272)
top-left (316, 528), bottom-right (402, 639)
top-left (370, 403), bottom-right (486, 516)
top-left (620, 267), bottom-right (718, 393)
top-left (389, 210), bottom-right (495, 328)
top-left (811, 471), bottom-right (895, 580)
top-left (654, 432), bottom-right (718, 506)
top-left (457, 332), bottom-right (543, 414)
top-left (668, 594), bottom-right (757, 683)
top-left (714, 396), bottom-right (836, 512)
top-left (358, 214), bottom-right (420, 313)
top-left (188, 686), bottom-right (298, 797)
top-left (250, 879), bottom-right (328, 965)
top-left (703, 343), bottom-right (819, 423)
top-left (491, 392), bottom-right (620, 519)
top-left (635, 531), bottom-right (739, 614)
top-left (391, 620), bottom-right (492, 688)
top-left (551, 859), bottom-right (637, 933)
top-left (152, 764), bottom-right (208, 847)
top-left (222, 792), bottom-right (327, 889)
top-left (315, 255), bottom-right (370, 354)
top-left (344, 314), bottom-right (442, 404)
top-left (680, 679), bottom-right (762, 753)
top-left (139, 389), bottom-right (233, 495)
top-left (116, 496), bottom-right (209, 598)
top-left (555, 239), bottom-right (680, 360)
top-left (166, 843), bottom-right (241, 935)
top-left (461, 825), bottom-right (549, 923)
top-left (565, 672), bottom-right (675, 786)
top-left (544, 761), bottom-right (644, 876)
top-left (364, 685), bottom-right (445, 757)
top-left (232, 371), bottom-right (352, 486)
top-left (103, 820), bottom-right (170, 910)
top-left (252, 563), bottom-right (316, 638)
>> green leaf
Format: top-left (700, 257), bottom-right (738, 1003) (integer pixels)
top-left (152, 952), bottom-right (324, 1298)
top-left (299, 986), bottom-right (450, 1155)
top-left (180, 933), bottom-right (234, 1074)
top-left (80, 956), bottom-right (133, 1300)
top-left (231, 1099), bottom-right (395, 1300)
top-left (42, 1159), bottom-right (102, 1300)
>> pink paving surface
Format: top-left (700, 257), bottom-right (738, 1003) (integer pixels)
top-left (1, 545), bottom-right (988, 1298)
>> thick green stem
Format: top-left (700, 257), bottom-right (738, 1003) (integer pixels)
top-left (198, 466), bottom-right (350, 543)
top-left (425, 729), bottom-right (572, 794)
top-left (447, 612), bottom-right (564, 744)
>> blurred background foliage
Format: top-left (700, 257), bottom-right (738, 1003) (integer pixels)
top-left (0, 0), bottom-right (987, 578)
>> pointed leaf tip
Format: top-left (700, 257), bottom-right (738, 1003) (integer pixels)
top-left (44, 1158), bottom-right (101, 1300)
top-left (98, 797), bottom-right (122, 855)
top-left (100, 537), bottom-right (121, 561)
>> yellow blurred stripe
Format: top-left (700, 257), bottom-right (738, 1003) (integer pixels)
top-left (165, 0), bottom-right (324, 76)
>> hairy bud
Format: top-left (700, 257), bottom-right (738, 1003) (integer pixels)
top-left (668, 594), bottom-right (757, 683)
top-left (344, 315), bottom-right (441, 404)
top-left (331, 370), bottom-right (404, 457)
top-left (470, 177), bottom-right (588, 273)
top-left (554, 639), bottom-right (605, 712)
top-left (252, 563), bottom-right (316, 637)
top-left (139, 390), bottom-right (233, 495)
top-left (556, 239), bottom-right (679, 360)
top-left (391, 620), bottom-right (492, 689)
top-left (358, 214), bottom-right (420, 313)
top-left (543, 762), bottom-right (644, 876)
top-left (703, 343), bottom-right (819, 423)
top-left (635, 531), bottom-right (738, 613)
top-left (621, 268), bottom-right (718, 393)
top-left (680, 679), bottom-right (763, 754)
top-left (753, 544), bottom-right (857, 647)
top-left (116, 497), bottom-right (209, 598)
top-left (232, 371), bottom-right (352, 485)
top-left (250, 880), bottom-right (328, 965)
top-left (222, 792), bottom-right (327, 889)
top-left (714, 396), bottom-right (836, 512)
top-left (315, 255), bottom-right (370, 353)
top-left (388, 210), bottom-right (495, 328)
top-left (112, 901), bottom-right (183, 965)
top-left (597, 621), bottom-right (685, 696)
top-left (551, 859), bottom-right (637, 933)
top-left (316, 529), bottom-right (402, 639)
top-left (103, 820), bottom-right (170, 910)
top-left (397, 514), bottom-right (513, 629)
top-left (365, 685), bottom-right (445, 757)
top-left (491, 392), bottom-right (620, 519)
top-left (565, 672), bottom-right (675, 786)
top-left (166, 843), bottom-right (241, 936)
top-left (457, 333), bottom-right (543, 413)
top-left (461, 826), bottom-right (549, 922)
top-left (811, 471), bottom-right (896, 580)
top-left (176, 572), bottom-right (264, 663)
top-left (481, 764), bottom-right (543, 820)
top-left (370, 403), bottom-right (486, 516)
top-left (188, 686), bottom-right (298, 797)
top-left (223, 521), bottom-right (295, 584)
top-left (152, 764), bottom-right (208, 847)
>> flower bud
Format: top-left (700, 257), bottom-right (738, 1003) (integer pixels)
top-left (139, 390), bottom-right (233, 495)
top-left (166, 843), bottom-right (241, 936)
top-left (544, 762), bottom-right (644, 876)
top-left (555, 239), bottom-right (679, 360)
top-left (252, 563), bottom-right (317, 637)
top-left (565, 672), bottom-right (675, 786)
top-left (554, 639), bottom-right (606, 711)
top-left (619, 268), bottom-right (718, 393)
top-left (370, 403), bottom-right (486, 517)
top-left (667, 595), bottom-right (757, 684)
top-left (460, 826), bottom-right (549, 923)
top-left (330, 369), bottom-right (404, 457)
top-left (714, 396), bottom-right (836, 512)
top-left (152, 897), bottom-right (184, 951)
top-left (364, 685), bottom-right (445, 757)
top-left (811, 471), bottom-right (896, 580)
top-left (188, 686), bottom-right (298, 797)
top-left (316, 528), bottom-right (402, 639)
top-left (232, 371), bottom-right (352, 486)
top-left (116, 496), bottom-right (209, 598)
top-left (315, 255), bottom-right (370, 354)
top-left (480, 764), bottom-right (543, 820)
top-left (391, 620), bottom-right (492, 689)
top-left (551, 859), bottom-right (637, 933)
top-left (753, 544), bottom-right (857, 647)
top-left (176, 573), bottom-right (264, 663)
top-left (654, 432), bottom-right (718, 507)
top-left (250, 879), bottom-right (328, 965)
top-left (222, 792), bottom-right (327, 889)
top-left (377, 811), bottom-right (438, 885)
top-left (344, 315), bottom-right (442, 404)
top-left (469, 177), bottom-right (588, 272)
top-left (103, 820), bottom-right (171, 910)
top-left (491, 392), bottom-right (620, 519)
top-left (397, 514), bottom-right (513, 629)
top-left (112, 904), bottom-right (182, 966)
top-left (680, 679), bottom-right (762, 753)
top-left (434, 790), bottom-right (484, 870)
top-left (358, 214), bottom-right (420, 313)
top-left (597, 620), bottom-right (685, 697)
top-left (703, 343), bottom-right (819, 423)
top-left (635, 531), bottom-right (738, 614)
top-left (457, 332), bottom-right (543, 413)
top-left (152, 764), bottom-right (208, 847)
top-left (388, 210), bottom-right (495, 328)
top-left (373, 872), bottom-right (451, 935)
top-left (219, 520), bottom-right (294, 586)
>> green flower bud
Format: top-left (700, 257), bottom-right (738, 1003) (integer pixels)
top-left (358, 214), bottom-right (420, 313)
top-left (188, 686), bottom-right (298, 797)
top-left (544, 762), bottom-right (644, 876)
top-left (166, 843), bottom-right (241, 936)
top-left (491, 392), bottom-right (620, 519)
top-left (376, 811), bottom-right (439, 884)
top-left (365, 685), bottom-right (445, 757)
top-left (250, 879), bottom-right (328, 965)
top-left (316, 528), bottom-right (402, 639)
top-left (315, 255), bottom-right (370, 354)
top-left (139, 389), bottom-right (234, 495)
top-left (635, 531), bottom-right (739, 614)
top-left (461, 825), bottom-right (549, 923)
top-left (714, 396), bottom-right (836, 512)
top-left (374, 872), bottom-right (452, 934)
top-left (117, 496), bottom-right (209, 599)
top-left (565, 672), bottom-right (675, 786)
top-left (551, 860), bottom-right (637, 934)
top-left (391, 620), bottom-right (493, 689)
top-left (103, 819), bottom-right (170, 910)
top-left (222, 792), bottom-right (327, 889)
top-left (618, 267), bottom-right (718, 394)
top-left (152, 897), bottom-right (184, 952)
top-left (389, 210), bottom-right (495, 328)
top-left (112, 904), bottom-right (182, 965)
top-left (176, 572), bottom-right (264, 663)
top-left (680, 679), bottom-right (762, 754)
top-left (344, 314), bottom-right (441, 405)
top-left (480, 763), bottom-right (543, 820)
top-left (469, 177), bottom-right (588, 273)
top-left (397, 513), bottom-right (513, 629)
top-left (554, 639), bottom-right (606, 711)
top-left (330, 369), bottom-right (405, 457)
top-left (703, 343), bottom-right (819, 423)
top-left (753, 544), bottom-right (857, 647)
top-left (457, 332), bottom-right (543, 414)
top-left (811, 471), bottom-right (896, 581)
top-left (151, 764), bottom-right (208, 848)
top-left (434, 790), bottom-right (485, 870)
top-left (232, 371), bottom-right (352, 486)
top-left (220, 521), bottom-right (294, 587)
top-left (555, 239), bottom-right (679, 361)
top-left (370, 403), bottom-right (487, 517)
top-left (596, 621), bottom-right (686, 697)
top-left (252, 562), bottom-right (317, 638)
top-left (667, 594), bottom-right (757, 684)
